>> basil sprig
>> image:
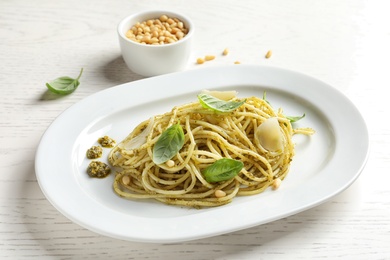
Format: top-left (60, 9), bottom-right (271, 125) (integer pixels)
top-left (286, 113), bottom-right (305, 123)
top-left (262, 91), bottom-right (305, 123)
top-left (152, 122), bottom-right (185, 165)
top-left (262, 91), bottom-right (270, 105)
top-left (202, 158), bottom-right (244, 183)
top-left (198, 93), bottom-right (245, 113)
top-left (46, 68), bottom-right (83, 95)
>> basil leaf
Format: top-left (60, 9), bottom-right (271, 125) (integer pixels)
top-left (286, 113), bottom-right (305, 123)
top-left (46, 68), bottom-right (83, 95)
top-left (202, 158), bottom-right (244, 183)
top-left (152, 122), bottom-right (185, 165)
top-left (262, 92), bottom-right (305, 123)
top-left (198, 93), bottom-right (245, 113)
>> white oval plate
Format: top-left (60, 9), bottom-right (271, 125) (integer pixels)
top-left (35, 65), bottom-right (369, 243)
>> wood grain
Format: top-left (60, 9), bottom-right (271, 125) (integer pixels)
top-left (1, 0), bottom-right (389, 259)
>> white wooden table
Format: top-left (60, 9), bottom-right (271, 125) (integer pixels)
top-left (1, 0), bottom-right (389, 259)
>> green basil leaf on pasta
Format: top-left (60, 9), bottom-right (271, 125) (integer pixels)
top-left (153, 122), bottom-right (185, 165)
top-left (262, 92), bottom-right (305, 123)
top-left (203, 158), bottom-right (244, 183)
top-left (286, 113), bottom-right (305, 123)
top-left (198, 93), bottom-right (245, 113)
top-left (46, 68), bottom-right (83, 95)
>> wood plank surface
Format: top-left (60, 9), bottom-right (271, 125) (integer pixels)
top-left (1, 0), bottom-right (389, 259)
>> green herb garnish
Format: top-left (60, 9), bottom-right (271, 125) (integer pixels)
top-left (46, 68), bottom-right (83, 95)
top-left (198, 93), bottom-right (245, 113)
top-left (286, 113), bottom-right (305, 123)
top-left (202, 158), bottom-right (244, 183)
top-left (152, 122), bottom-right (185, 165)
top-left (263, 92), bottom-right (305, 123)
top-left (263, 91), bottom-right (270, 105)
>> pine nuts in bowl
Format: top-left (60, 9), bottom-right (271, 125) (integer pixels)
top-left (118, 10), bottom-right (194, 77)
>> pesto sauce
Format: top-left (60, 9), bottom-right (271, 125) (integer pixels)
top-left (87, 161), bottom-right (111, 178)
top-left (98, 135), bottom-right (116, 148)
top-left (86, 146), bottom-right (103, 159)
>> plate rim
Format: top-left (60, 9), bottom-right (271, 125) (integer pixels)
top-left (35, 65), bottom-right (369, 243)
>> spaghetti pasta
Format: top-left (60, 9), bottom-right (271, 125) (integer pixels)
top-left (108, 94), bottom-right (314, 208)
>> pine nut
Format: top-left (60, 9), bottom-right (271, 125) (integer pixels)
top-left (215, 190), bottom-right (226, 198)
top-left (166, 18), bottom-right (174, 24)
top-left (197, 57), bottom-right (205, 64)
top-left (223, 48), bottom-right (229, 56)
top-left (146, 20), bottom-right (153, 26)
top-left (122, 175), bottom-right (130, 185)
top-left (272, 178), bottom-right (281, 190)
top-left (125, 30), bottom-right (133, 38)
top-left (165, 160), bottom-right (175, 167)
top-left (176, 31), bottom-right (184, 39)
top-left (159, 15), bottom-right (168, 22)
top-left (265, 50), bottom-right (272, 59)
top-left (205, 55), bottom-right (215, 61)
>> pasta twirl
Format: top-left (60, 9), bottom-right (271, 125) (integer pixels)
top-left (108, 96), bottom-right (314, 208)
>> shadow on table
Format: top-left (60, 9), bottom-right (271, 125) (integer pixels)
top-left (100, 55), bottom-right (144, 85)
top-left (37, 55), bottom-right (144, 101)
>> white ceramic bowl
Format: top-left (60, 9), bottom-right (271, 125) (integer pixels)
top-left (118, 10), bottom-right (194, 77)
